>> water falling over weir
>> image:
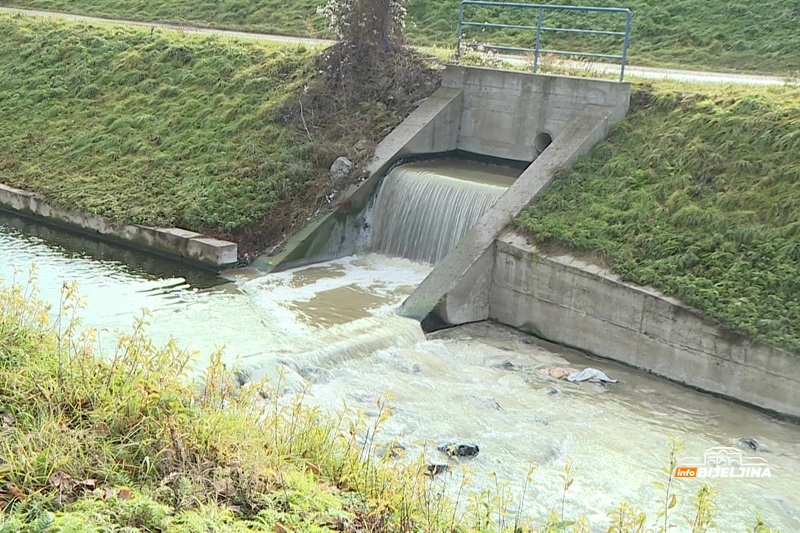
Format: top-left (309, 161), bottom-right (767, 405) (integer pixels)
top-left (368, 160), bottom-right (521, 264)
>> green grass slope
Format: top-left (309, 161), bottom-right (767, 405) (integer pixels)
top-left (2, 0), bottom-right (800, 73)
top-left (0, 13), bottom-right (432, 255)
top-left (517, 83), bottom-right (800, 353)
top-left (0, 14), bottom-right (312, 236)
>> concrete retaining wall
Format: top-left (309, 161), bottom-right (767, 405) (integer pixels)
top-left (490, 232), bottom-right (800, 419)
top-left (0, 184), bottom-right (237, 270)
top-left (443, 66), bottom-right (630, 161)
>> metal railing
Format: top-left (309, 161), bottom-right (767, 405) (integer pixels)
top-left (456, 1), bottom-right (632, 81)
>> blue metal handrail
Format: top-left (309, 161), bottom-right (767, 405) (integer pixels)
top-left (456, 1), bottom-right (632, 81)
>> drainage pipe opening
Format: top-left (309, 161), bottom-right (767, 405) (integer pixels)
top-left (534, 132), bottom-right (553, 154)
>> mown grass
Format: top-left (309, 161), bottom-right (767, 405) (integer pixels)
top-left (517, 82), bottom-right (800, 353)
top-left (0, 276), bottom-right (777, 531)
top-left (2, 0), bottom-right (800, 73)
top-left (0, 13), bottom-right (426, 255)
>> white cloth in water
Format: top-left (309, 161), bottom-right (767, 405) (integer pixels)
top-left (567, 368), bottom-right (618, 383)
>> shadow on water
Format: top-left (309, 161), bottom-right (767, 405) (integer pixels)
top-left (0, 211), bottom-right (227, 290)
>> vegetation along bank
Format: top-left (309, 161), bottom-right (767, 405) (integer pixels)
top-left (0, 274), bottom-right (776, 530)
top-left (1, 0), bottom-right (799, 73)
top-left (518, 82), bottom-right (800, 354)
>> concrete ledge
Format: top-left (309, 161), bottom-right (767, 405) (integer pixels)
top-left (401, 105), bottom-right (620, 326)
top-left (490, 231), bottom-right (800, 420)
top-left (0, 184), bottom-right (237, 270)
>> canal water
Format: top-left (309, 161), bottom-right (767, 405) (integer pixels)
top-left (1, 209), bottom-right (799, 531)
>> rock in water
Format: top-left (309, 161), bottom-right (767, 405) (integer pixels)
top-left (488, 359), bottom-right (516, 370)
top-left (738, 437), bottom-right (766, 452)
top-left (298, 366), bottom-right (334, 384)
top-left (330, 156), bottom-right (353, 181)
top-left (438, 442), bottom-right (480, 459)
top-left (470, 394), bottom-right (503, 411)
top-left (424, 464), bottom-right (449, 477)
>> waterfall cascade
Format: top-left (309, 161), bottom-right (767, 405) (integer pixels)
top-left (368, 161), bottom-right (518, 264)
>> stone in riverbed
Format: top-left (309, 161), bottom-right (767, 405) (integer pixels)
top-left (470, 394), bottom-right (503, 411)
top-left (424, 464), bottom-right (449, 477)
top-left (437, 442), bottom-right (480, 459)
top-left (298, 366), bottom-right (334, 384)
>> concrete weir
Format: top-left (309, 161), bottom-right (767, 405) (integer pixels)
top-left (265, 65), bottom-right (631, 271)
top-left (400, 68), bottom-right (631, 324)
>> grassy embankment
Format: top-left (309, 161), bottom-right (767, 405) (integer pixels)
top-left (0, 13), bottom-right (438, 256)
top-left (518, 83), bottom-right (800, 353)
top-left (0, 276), bottom-right (775, 530)
top-left (1, 0), bottom-right (799, 73)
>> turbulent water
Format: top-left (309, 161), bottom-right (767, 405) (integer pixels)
top-left (368, 161), bottom-right (520, 264)
top-left (2, 200), bottom-right (800, 531)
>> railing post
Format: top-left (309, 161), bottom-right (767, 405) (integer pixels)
top-left (620, 9), bottom-right (631, 81)
top-left (533, 7), bottom-right (543, 73)
top-left (456, 1), bottom-right (465, 64)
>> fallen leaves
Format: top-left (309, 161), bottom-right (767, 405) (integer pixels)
top-left (7, 483), bottom-right (26, 501)
top-left (48, 471), bottom-right (96, 494)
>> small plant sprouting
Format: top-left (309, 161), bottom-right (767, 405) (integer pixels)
top-left (688, 484), bottom-right (717, 532)
top-left (560, 456), bottom-right (575, 522)
top-left (515, 460), bottom-right (538, 531)
top-left (653, 436), bottom-right (683, 532)
top-left (608, 501), bottom-right (647, 532)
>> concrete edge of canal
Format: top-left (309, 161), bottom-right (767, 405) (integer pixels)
top-left (0, 183), bottom-right (238, 271)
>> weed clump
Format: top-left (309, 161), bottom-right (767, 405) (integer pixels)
top-left (265, 0), bottom-right (441, 253)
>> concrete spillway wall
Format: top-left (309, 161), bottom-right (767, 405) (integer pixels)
top-left (443, 65), bottom-right (630, 161)
top-left (265, 66), bottom-right (630, 271)
top-left (491, 232), bottom-right (800, 420)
